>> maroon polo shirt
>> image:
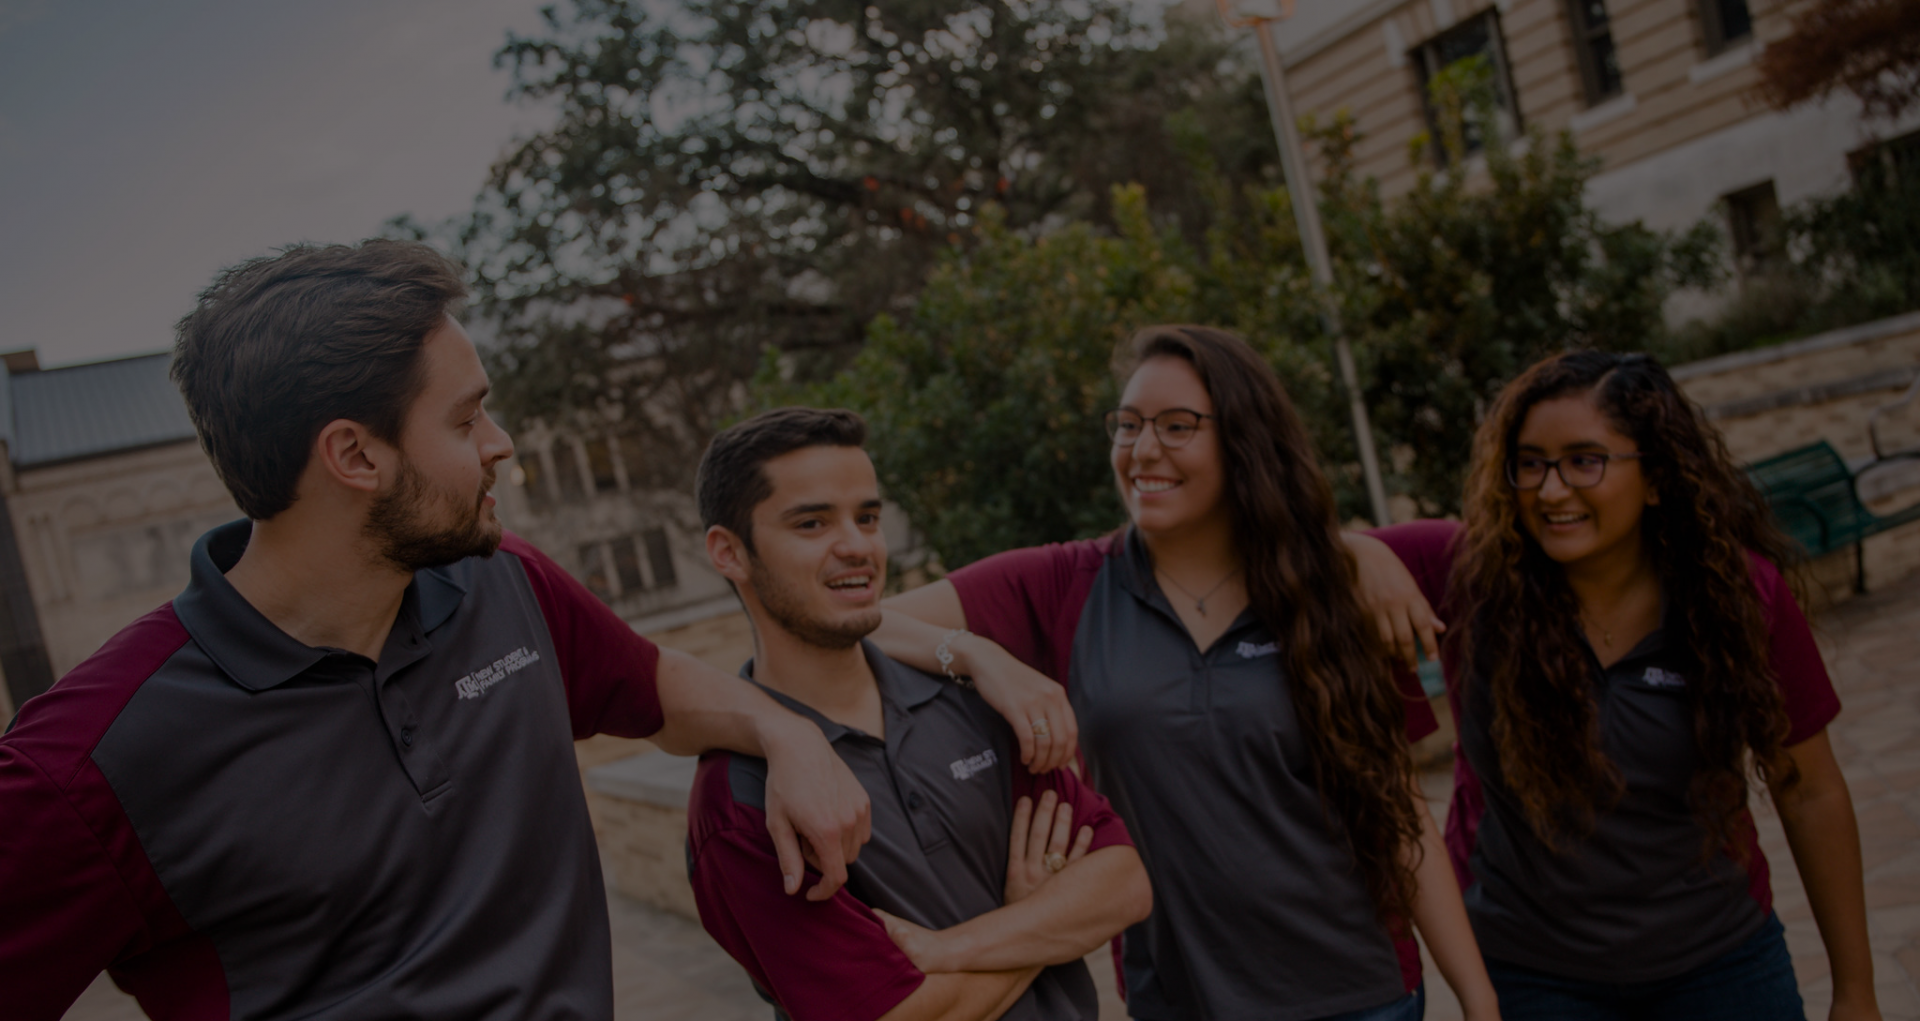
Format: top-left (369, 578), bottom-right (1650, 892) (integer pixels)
top-left (1372, 519), bottom-right (1842, 982)
top-left (948, 530), bottom-right (1438, 1021)
top-left (688, 642), bottom-right (1132, 1021)
top-left (0, 522), bottom-right (664, 1020)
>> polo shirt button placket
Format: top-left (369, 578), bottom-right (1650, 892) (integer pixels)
top-left (401, 726), bottom-right (415, 749)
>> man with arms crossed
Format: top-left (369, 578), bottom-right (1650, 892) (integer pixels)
top-left (688, 408), bottom-right (1153, 1021)
top-left (0, 240), bottom-right (870, 1020)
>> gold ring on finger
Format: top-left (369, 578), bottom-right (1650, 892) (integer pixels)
top-left (1030, 718), bottom-right (1051, 738)
top-left (1044, 852), bottom-right (1067, 873)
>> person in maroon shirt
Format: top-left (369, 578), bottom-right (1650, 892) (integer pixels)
top-left (0, 240), bottom-right (872, 1020)
top-left (1353, 351), bottom-right (1880, 1021)
top-left (872, 327), bottom-right (1500, 1021)
top-left (687, 408), bottom-right (1151, 1021)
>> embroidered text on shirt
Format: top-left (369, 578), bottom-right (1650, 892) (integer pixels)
top-left (1641, 667), bottom-right (1686, 688)
top-left (454, 647), bottom-right (542, 700)
top-left (949, 748), bottom-right (998, 781)
top-left (1237, 641), bottom-right (1278, 659)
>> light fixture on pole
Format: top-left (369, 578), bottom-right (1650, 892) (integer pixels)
top-left (1217, 0), bottom-right (1392, 526)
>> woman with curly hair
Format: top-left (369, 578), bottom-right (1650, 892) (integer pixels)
top-left (871, 326), bottom-right (1501, 1020)
top-left (1357, 350), bottom-right (1879, 1020)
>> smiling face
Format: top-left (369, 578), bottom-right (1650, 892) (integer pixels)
top-left (1513, 391), bottom-right (1657, 573)
top-left (1112, 355), bottom-right (1231, 540)
top-left (737, 444), bottom-right (887, 650)
top-left (363, 316), bottom-right (514, 571)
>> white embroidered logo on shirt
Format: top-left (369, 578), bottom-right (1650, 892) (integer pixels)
top-left (1237, 641), bottom-right (1278, 659)
top-left (949, 748), bottom-right (998, 781)
top-left (454, 646), bottom-right (542, 700)
top-left (1641, 667), bottom-right (1686, 688)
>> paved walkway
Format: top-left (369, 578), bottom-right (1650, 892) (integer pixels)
top-left (63, 569), bottom-right (1920, 1021)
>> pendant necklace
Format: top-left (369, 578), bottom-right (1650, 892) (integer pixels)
top-left (1158, 567), bottom-right (1241, 617)
top-left (1582, 611), bottom-right (1614, 650)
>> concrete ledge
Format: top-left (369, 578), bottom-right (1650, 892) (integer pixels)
top-left (583, 752), bottom-right (700, 920)
top-left (1671, 311), bottom-right (1920, 382)
top-left (1705, 366), bottom-right (1920, 421)
top-left (586, 750), bottom-right (698, 809)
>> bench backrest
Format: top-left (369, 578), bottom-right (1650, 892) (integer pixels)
top-left (1746, 441), bottom-right (1874, 555)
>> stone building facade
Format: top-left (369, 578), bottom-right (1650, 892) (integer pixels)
top-left (1259, 0), bottom-right (1920, 270)
top-left (0, 351), bottom-right (240, 718)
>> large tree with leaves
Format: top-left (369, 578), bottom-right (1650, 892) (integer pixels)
top-left (419, 0), bottom-right (1274, 489)
top-left (766, 67), bottom-right (1725, 567)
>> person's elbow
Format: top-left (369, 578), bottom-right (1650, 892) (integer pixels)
top-left (1108, 848), bottom-right (1153, 929)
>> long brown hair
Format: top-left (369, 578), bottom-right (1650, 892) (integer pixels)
top-left (1451, 350), bottom-right (1800, 857)
top-left (1119, 325), bottom-right (1423, 920)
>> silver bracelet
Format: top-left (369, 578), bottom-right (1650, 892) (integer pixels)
top-left (935, 629), bottom-right (975, 689)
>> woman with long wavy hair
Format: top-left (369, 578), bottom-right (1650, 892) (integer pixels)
top-left (872, 326), bottom-right (1500, 1020)
top-left (1358, 350), bottom-right (1879, 1020)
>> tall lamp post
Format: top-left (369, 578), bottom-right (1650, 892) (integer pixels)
top-left (1218, 0), bottom-right (1392, 526)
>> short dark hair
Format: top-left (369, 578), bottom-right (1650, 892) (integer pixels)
top-left (170, 239), bottom-right (468, 519)
top-left (696, 408), bottom-right (868, 552)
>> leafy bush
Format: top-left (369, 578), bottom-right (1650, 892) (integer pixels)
top-left (762, 70), bottom-right (1723, 566)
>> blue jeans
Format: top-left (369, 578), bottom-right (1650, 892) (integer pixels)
top-left (1317, 984), bottom-right (1425, 1021)
top-left (1486, 913), bottom-right (1804, 1021)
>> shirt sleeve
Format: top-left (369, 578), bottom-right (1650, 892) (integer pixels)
top-left (0, 747), bottom-right (148, 1021)
top-left (688, 758), bottom-right (925, 1021)
top-left (1012, 762), bottom-right (1135, 855)
top-left (1366, 519), bottom-right (1464, 611)
top-left (502, 532), bottom-right (664, 739)
top-left (1751, 554), bottom-right (1841, 745)
top-left (947, 543), bottom-right (1085, 680)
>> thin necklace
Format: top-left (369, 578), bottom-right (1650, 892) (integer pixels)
top-left (1157, 567), bottom-right (1240, 616)
top-left (1581, 610), bottom-right (1614, 650)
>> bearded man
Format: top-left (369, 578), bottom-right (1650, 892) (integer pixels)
top-left (0, 240), bottom-right (871, 1020)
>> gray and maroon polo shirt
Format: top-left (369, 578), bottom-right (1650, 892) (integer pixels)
top-left (688, 642), bottom-right (1132, 1021)
top-left (948, 530), bottom-right (1438, 1021)
top-left (1373, 519), bottom-right (1841, 983)
top-left (0, 520), bottom-right (666, 1020)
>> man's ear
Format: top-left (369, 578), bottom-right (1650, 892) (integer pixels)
top-left (312, 418), bottom-right (392, 495)
top-left (706, 525), bottom-right (753, 584)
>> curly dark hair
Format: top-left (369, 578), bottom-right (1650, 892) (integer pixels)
top-left (1119, 325), bottom-right (1423, 921)
top-left (1450, 350), bottom-right (1801, 858)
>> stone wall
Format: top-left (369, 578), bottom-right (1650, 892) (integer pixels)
top-left (1672, 311), bottom-right (1920, 597)
top-left (7, 440), bottom-right (242, 678)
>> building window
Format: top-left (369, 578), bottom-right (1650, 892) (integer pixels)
top-left (643, 527), bottom-right (678, 589)
top-left (1723, 181), bottom-right (1783, 278)
top-left (1698, 0), bottom-right (1752, 55)
top-left (584, 436), bottom-right (620, 493)
top-left (609, 536), bottom-right (646, 594)
top-left (517, 455), bottom-right (548, 509)
top-left (577, 529), bottom-right (679, 603)
top-left (552, 439), bottom-right (587, 501)
top-left (1566, 1), bottom-right (1623, 106)
top-left (1412, 11), bottom-right (1522, 165)
top-left (1848, 129), bottom-right (1920, 190)
top-left (577, 542), bottom-right (614, 601)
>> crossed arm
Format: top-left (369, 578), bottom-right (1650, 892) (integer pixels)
top-left (870, 792), bottom-right (1152, 1021)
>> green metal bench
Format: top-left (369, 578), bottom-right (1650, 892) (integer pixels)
top-left (1747, 439), bottom-right (1920, 593)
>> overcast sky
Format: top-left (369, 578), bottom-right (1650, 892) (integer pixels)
top-left (0, 0), bottom-right (556, 368)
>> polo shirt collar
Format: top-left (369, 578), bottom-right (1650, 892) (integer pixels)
top-left (740, 640), bottom-right (945, 743)
top-left (173, 519), bottom-right (471, 692)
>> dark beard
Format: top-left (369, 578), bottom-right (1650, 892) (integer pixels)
top-left (748, 555), bottom-right (880, 650)
top-left (364, 457), bottom-right (500, 572)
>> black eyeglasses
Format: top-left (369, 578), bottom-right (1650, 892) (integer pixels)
top-left (1105, 409), bottom-right (1214, 449)
top-left (1508, 451), bottom-right (1647, 490)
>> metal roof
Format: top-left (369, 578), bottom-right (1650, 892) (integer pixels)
top-left (8, 353), bottom-right (199, 468)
